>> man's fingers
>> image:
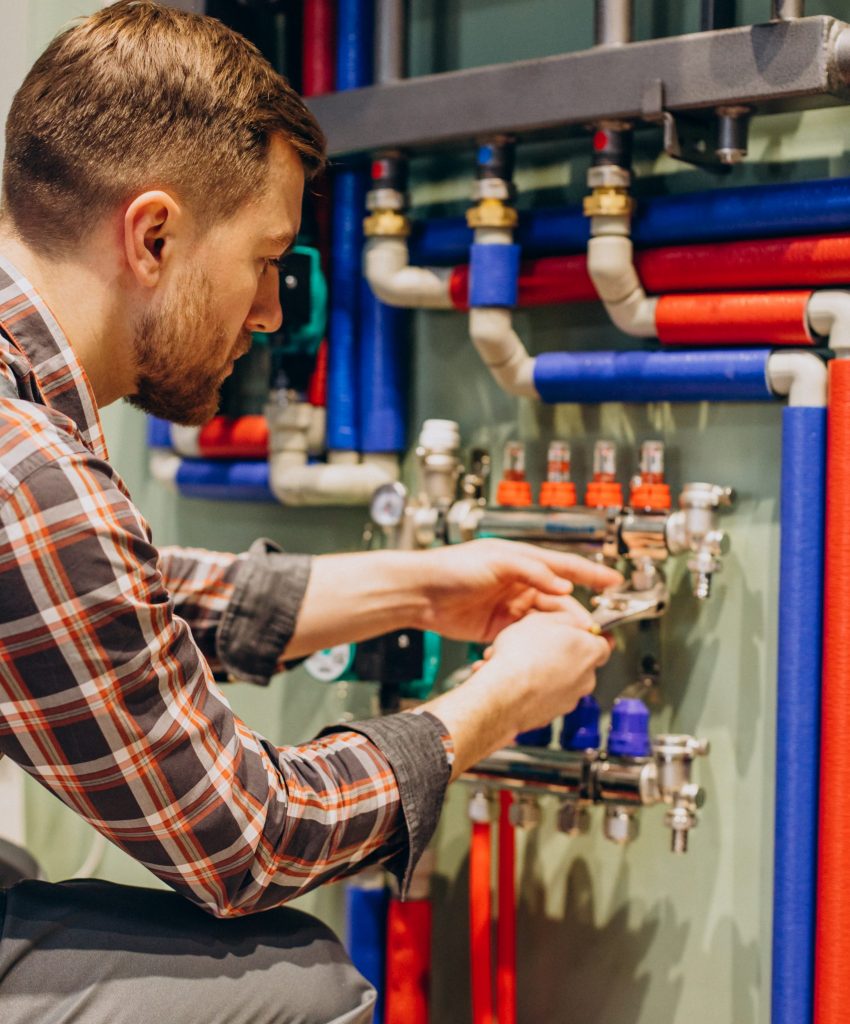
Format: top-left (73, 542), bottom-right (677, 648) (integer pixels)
top-left (533, 593), bottom-right (596, 628)
top-left (512, 544), bottom-right (623, 591)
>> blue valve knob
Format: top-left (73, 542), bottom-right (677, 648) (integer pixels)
top-left (516, 724), bottom-right (553, 747)
top-left (607, 698), bottom-right (651, 758)
top-left (560, 695), bottom-right (601, 751)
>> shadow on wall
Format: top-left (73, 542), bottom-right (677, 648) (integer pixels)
top-left (518, 856), bottom-right (678, 1023)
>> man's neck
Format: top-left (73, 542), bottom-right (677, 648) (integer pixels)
top-left (0, 226), bottom-right (134, 407)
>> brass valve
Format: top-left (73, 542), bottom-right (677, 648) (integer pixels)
top-left (583, 186), bottom-right (636, 218)
top-left (363, 209), bottom-right (411, 238)
top-left (466, 197), bottom-right (519, 230)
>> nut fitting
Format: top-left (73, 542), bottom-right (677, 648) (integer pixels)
top-left (363, 209), bottom-right (411, 238)
top-left (583, 187), bottom-right (636, 219)
top-left (466, 198), bottom-right (519, 230)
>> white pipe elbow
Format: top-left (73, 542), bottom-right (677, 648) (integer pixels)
top-left (807, 290), bottom-right (850, 352)
top-left (170, 425), bottom-right (201, 458)
top-left (364, 237), bottom-right (454, 309)
top-left (768, 350), bottom-right (828, 407)
top-left (469, 307), bottom-right (539, 398)
top-left (269, 454), bottom-right (398, 507)
top-left (587, 235), bottom-right (656, 337)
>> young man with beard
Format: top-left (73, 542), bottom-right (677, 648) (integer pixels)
top-left (0, 4), bottom-right (617, 1021)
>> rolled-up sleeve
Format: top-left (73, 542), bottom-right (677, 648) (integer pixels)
top-left (0, 453), bottom-right (449, 916)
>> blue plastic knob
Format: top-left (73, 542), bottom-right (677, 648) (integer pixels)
top-left (516, 724), bottom-right (553, 748)
top-left (607, 698), bottom-right (651, 758)
top-left (560, 695), bottom-right (601, 751)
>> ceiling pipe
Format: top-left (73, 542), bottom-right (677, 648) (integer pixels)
top-left (594, 0), bottom-right (634, 45)
top-left (772, 0), bottom-right (804, 19)
top-left (375, 0), bottom-right (406, 83)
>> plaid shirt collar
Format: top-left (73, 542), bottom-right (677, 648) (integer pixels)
top-left (0, 253), bottom-right (108, 461)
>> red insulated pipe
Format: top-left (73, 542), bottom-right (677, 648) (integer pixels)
top-left (385, 898), bottom-right (432, 1024)
top-left (302, 0), bottom-right (334, 97)
top-left (496, 792), bottom-right (517, 1024)
top-left (656, 291), bottom-right (814, 346)
top-left (450, 256), bottom-right (596, 309)
top-left (639, 233), bottom-right (850, 293)
top-left (470, 819), bottom-right (495, 1024)
top-left (308, 338), bottom-right (329, 407)
top-left (448, 235), bottom-right (850, 310)
top-left (814, 358), bottom-right (850, 1024)
top-left (197, 415), bottom-right (269, 458)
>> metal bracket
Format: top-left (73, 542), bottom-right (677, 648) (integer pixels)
top-left (642, 79), bottom-right (732, 172)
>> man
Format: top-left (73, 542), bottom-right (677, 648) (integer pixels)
top-left (0, 4), bottom-right (617, 1022)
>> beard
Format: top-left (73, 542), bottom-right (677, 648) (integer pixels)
top-left (126, 265), bottom-right (252, 426)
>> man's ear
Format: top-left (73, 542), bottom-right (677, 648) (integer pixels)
top-left (123, 191), bottom-right (183, 287)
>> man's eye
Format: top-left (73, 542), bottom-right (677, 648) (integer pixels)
top-left (265, 256), bottom-right (285, 271)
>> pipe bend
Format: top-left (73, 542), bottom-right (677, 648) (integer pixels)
top-left (807, 289), bottom-right (850, 352)
top-left (364, 237), bottom-right (454, 309)
top-left (767, 350), bottom-right (828, 407)
top-left (468, 308), bottom-right (539, 398)
top-left (269, 456), bottom-right (398, 506)
top-left (587, 234), bottom-right (657, 337)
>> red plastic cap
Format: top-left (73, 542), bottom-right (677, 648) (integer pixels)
top-left (496, 479), bottom-right (533, 507)
top-left (540, 481), bottom-right (578, 508)
top-left (585, 480), bottom-right (623, 509)
top-left (629, 482), bottom-right (672, 511)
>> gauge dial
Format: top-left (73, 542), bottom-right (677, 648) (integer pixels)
top-left (370, 482), bottom-right (408, 528)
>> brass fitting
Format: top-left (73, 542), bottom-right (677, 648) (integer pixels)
top-left (582, 187), bottom-right (636, 218)
top-left (466, 197), bottom-right (519, 230)
top-left (363, 209), bottom-right (411, 238)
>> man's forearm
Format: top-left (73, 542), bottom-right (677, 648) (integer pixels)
top-left (284, 550), bottom-right (429, 659)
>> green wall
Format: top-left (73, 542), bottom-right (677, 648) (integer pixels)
top-left (10, 2), bottom-right (850, 1021)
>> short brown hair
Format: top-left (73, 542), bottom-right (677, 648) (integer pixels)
top-left (2, 0), bottom-right (326, 257)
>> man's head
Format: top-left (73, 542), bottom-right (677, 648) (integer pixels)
top-left (0, 1), bottom-right (326, 423)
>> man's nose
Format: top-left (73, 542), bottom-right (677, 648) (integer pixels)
top-left (246, 271), bottom-right (284, 334)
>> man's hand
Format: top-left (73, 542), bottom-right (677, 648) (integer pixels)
top-left (284, 541), bottom-right (621, 660)
top-left (415, 539), bottom-right (622, 643)
top-left (422, 609), bottom-right (613, 778)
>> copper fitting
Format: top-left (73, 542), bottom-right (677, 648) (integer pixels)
top-left (583, 187), bottom-right (636, 218)
top-left (466, 198), bottom-right (519, 230)
top-left (363, 209), bottom-right (411, 238)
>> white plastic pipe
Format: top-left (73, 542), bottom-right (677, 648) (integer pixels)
top-left (364, 237), bottom-right (454, 309)
top-left (767, 350), bottom-right (828, 407)
top-left (269, 452), bottom-right (398, 506)
top-left (807, 290), bottom-right (850, 353)
top-left (586, 216), bottom-right (657, 337)
top-left (468, 308), bottom-right (539, 398)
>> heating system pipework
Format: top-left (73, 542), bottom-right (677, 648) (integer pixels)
top-left (132, 1), bottom-right (850, 1022)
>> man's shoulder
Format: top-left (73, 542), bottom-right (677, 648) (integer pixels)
top-left (0, 397), bottom-right (117, 509)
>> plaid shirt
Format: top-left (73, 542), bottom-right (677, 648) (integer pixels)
top-left (0, 255), bottom-right (452, 916)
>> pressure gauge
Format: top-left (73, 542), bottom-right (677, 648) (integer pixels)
top-left (370, 482), bottom-right (408, 528)
top-left (304, 644), bottom-right (355, 683)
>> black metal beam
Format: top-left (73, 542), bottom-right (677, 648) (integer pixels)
top-left (306, 16), bottom-right (850, 157)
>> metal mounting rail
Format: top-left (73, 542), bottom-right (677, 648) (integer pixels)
top-left (307, 16), bottom-right (850, 157)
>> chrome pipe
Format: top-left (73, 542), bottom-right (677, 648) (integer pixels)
top-left (475, 507), bottom-right (610, 548)
top-left (771, 0), bottom-right (804, 19)
top-left (375, 0), bottom-right (406, 84)
top-left (464, 746), bottom-right (587, 795)
top-left (594, 0), bottom-right (633, 46)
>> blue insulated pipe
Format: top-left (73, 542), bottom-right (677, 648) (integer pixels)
top-left (336, 0), bottom-right (373, 91)
top-left (328, 168), bottom-right (368, 451)
top-left (772, 405), bottom-right (826, 1024)
top-left (409, 177), bottom-right (850, 266)
top-left (533, 349), bottom-right (774, 404)
top-left (146, 415), bottom-right (173, 449)
top-left (328, 0), bottom-right (374, 452)
top-left (174, 459), bottom-right (274, 502)
top-left (346, 880), bottom-right (388, 1024)
top-left (360, 282), bottom-right (407, 452)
